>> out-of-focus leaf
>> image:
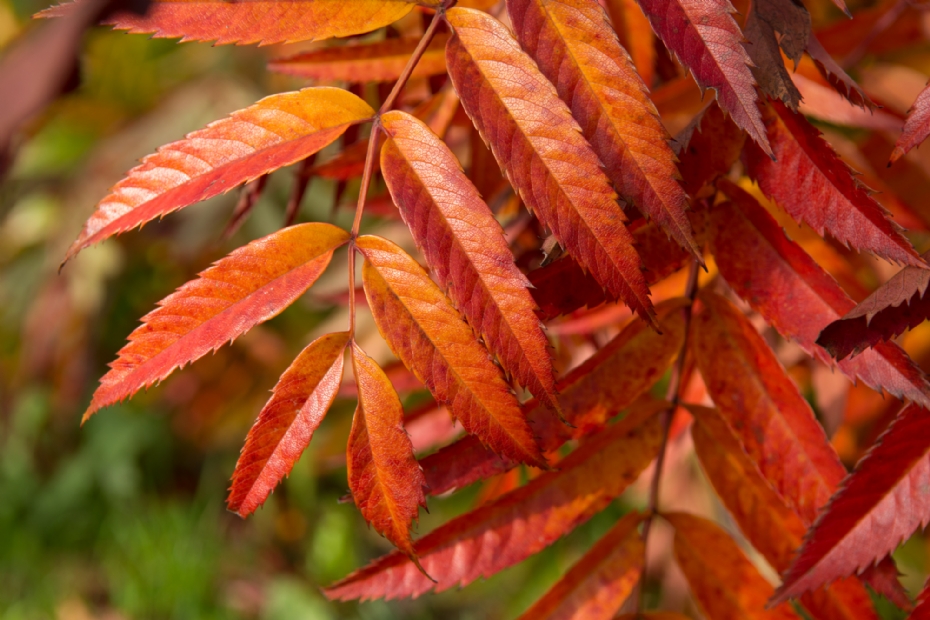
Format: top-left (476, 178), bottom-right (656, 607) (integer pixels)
top-left (673, 102), bottom-right (745, 198)
top-left (891, 80), bottom-right (930, 164)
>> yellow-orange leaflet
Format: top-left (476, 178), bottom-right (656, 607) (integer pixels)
top-left (444, 8), bottom-right (655, 324)
top-left (379, 110), bottom-right (560, 418)
top-left (357, 235), bottom-right (546, 468)
top-left (348, 343), bottom-right (427, 558)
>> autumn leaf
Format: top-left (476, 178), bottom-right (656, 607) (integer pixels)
top-left (634, 0), bottom-right (772, 155)
top-left (269, 35), bottom-right (449, 83)
top-left (891, 80), bottom-right (930, 164)
top-left (773, 404), bottom-right (930, 603)
top-left (710, 179), bottom-right (930, 408)
top-left (356, 234), bottom-right (546, 469)
top-left (506, 0), bottom-right (700, 260)
top-left (445, 7), bottom-right (655, 323)
top-left (347, 343), bottom-right (427, 557)
top-left (673, 103), bottom-right (745, 198)
top-left (421, 298), bottom-right (687, 496)
top-left (64, 87), bottom-right (372, 264)
top-left (324, 409), bottom-right (663, 601)
top-left (604, 0), bottom-right (655, 87)
top-left (379, 110), bottom-right (560, 417)
top-left (743, 0), bottom-right (808, 110)
top-left (805, 34), bottom-right (873, 111)
top-left (83, 223), bottom-right (349, 422)
top-left (38, 0), bottom-right (434, 46)
top-left (227, 331), bottom-right (349, 517)
top-left (517, 511), bottom-right (644, 620)
top-left (743, 100), bottom-right (923, 267)
top-left (665, 511), bottom-right (801, 620)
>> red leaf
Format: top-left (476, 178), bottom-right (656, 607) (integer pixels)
top-left (445, 7), bottom-right (655, 323)
top-left (673, 102), bottom-right (745, 198)
top-left (228, 331), bottom-right (349, 517)
top-left (517, 511), bottom-right (645, 620)
top-left (507, 0), bottom-right (701, 260)
top-left (743, 100), bottom-right (923, 267)
top-left (64, 87), bottom-right (372, 264)
top-left (348, 343), bottom-right (427, 556)
top-left (357, 234), bottom-right (546, 469)
top-left (38, 0), bottom-right (429, 46)
top-left (379, 110), bottom-right (560, 417)
top-left (84, 223), bottom-right (349, 422)
top-left (710, 179), bottom-right (930, 408)
top-left (805, 34), bottom-right (874, 111)
top-left (817, 251), bottom-right (930, 360)
top-left (635, 0), bottom-right (772, 155)
top-left (773, 404), bottom-right (930, 602)
top-left (324, 409), bottom-right (664, 601)
top-left (891, 80), bottom-right (930, 164)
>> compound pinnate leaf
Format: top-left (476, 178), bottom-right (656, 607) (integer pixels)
top-left (379, 110), bottom-right (560, 417)
top-left (269, 35), bottom-right (449, 83)
top-left (690, 405), bottom-right (879, 620)
top-left (324, 411), bottom-right (663, 601)
top-left (692, 291), bottom-right (846, 526)
top-left (65, 87), bottom-right (372, 264)
top-left (348, 343), bottom-right (428, 557)
top-left (744, 100), bottom-right (924, 267)
top-left (774, 404), bottom-right (930, 603)
top-left (357, 235), bottom-right (546, 469)
top-left (506, 0), bottom-right (700, 261)
top-left (84, 223), bottom-right (349, 422)
top-left (635, 0), bottom-right (772, 156)
top-left (711, 180), bottom-right (930, 409)
top-left (38, 0), bottom-right (430, 46)
top-left (891, 80), bottom-right (930, 164)
top-left (518, 511), bottom-right (644, 620)
top-left (445, 7), bottom-right (655, 323)
top-left (665, 512), bottom-right (801, 620)
top-left (228, 331), bottom-right (349, 517)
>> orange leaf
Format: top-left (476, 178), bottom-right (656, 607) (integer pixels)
top-left (445, 7), bottom-right (655, 323)
top-left (357, 234), bottom-right (546, 469)
top-left (84, 223), bottom-right (349, 422)
top-left (228, 331), bottom-right (350, 517)
top-left (324, 408), bottom-right (663, 601)
top-left (665, 512), bottom-right (801, 620)
top-left (743, 100), bottom-right (924, 267)
top-left (269, 35), bottom-right (449, 83)
top-left (421, 298), bottom-right (688, 496)
top-left (64, 87), bottom-right (372, 263)
top-left (604, 0), bottom-right (655, 87)
top-left (348, 343), bottom-right (427, 557)
top-left (689, 405), bottom-right (879, 620)
top-left (38, 0), bottom-right (432, 46)
top-left (507, 0), bottom-right (700, 261)
top-left (710, 180), bottom-right (930, 409)
top-left (517, 511), bottom-right (645, 620)
top-left (380, 110), bottom-right (560, 417)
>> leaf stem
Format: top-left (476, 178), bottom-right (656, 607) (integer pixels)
top-left (378, 8), bottom-right (445, 115)
top-left (636, 258), bottom-right (701, 613)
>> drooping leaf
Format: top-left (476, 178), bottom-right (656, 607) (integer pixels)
top-left (38, 0), bottom-right (433, 46)
top-left (743, 100), bottom-right (923, 267)
top-left (84, 223), bottom-right (350, 422)
top-left (348, 343), bottom-right (428, 557)
top-left (689, 405), bottom-right (880, 620)
top-left (444, 7), bottom-right (655, 323)
top-left (891, 80), bottom-right (930, 164)
top-left (324, 409), bottom-right (663, 601)
top-left (743, 0), bottom-right (807, 111)
top-left (517, 511), bottom-right (645, 620)
top-left (228, 331), bottom-right (350, 517)
top-left (664, 511), bottom-right (801, 620)
top-left (421, 298), bottom-right (688, 496)
top-left (634, 0), bottom-right (772, 155)
top-left (817, 251), bottom-right (930, 360)
top-left (507, 0), bottom-right (700, 260)
top-left (691, 291), bottom-right (846, 526)
top-left (379, 110), bottom-right (560, 417)
top-left (604, 0), bottom-right (655, 87)
top-left (710, 180), bottom-right (930, 408)
top-left (805, 34), bottom-right (873, 111)
top-left (673, 103), bottom-right (745, 198)
top-left (64, 87), bottom-right (372, 263)
top-left (269, 35), bottom-right (449, 82)
top-left (773, 404), bottom-right (930, 602)
top-left (356, 234), bottom-right (546, 469)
